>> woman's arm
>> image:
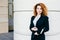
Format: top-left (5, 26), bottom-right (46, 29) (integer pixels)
top-left (37, 16), bottom-right (49, 34)
top-left (29, 16), bottom-right (36, 33)
top-left (42, 16), bottom-right (49, 33)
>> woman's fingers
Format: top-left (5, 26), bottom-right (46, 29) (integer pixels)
top-left (31, 28), bottom-right (34, 30)
top-left (33, 27), bottom-right (38, 30)
top-left (34, 28), bottom-right (38, 31)
top-left (33, 27), bottom-right (38, 29)
top-left (31, 27), bottom-right (38, 31)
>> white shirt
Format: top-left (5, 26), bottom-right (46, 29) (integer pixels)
top-left (33, 15), bottom-right (41, 26)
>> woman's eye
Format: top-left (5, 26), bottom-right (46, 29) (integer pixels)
top-left (37, 8), bottom-right (39, 9)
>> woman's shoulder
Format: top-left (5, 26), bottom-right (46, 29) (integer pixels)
top-left (30, 16), bottom-right (35, 20)
top-left (31, 16), bottom-right (35, 18)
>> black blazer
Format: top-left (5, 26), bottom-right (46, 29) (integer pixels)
top-left (29, 15), bottom-right (49, 34)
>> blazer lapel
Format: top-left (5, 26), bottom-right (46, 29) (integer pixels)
top-left (36, 15), bottom-right (42, 26)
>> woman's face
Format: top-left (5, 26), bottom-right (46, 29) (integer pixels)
top-left (36, 5), bottom-right (42, 15)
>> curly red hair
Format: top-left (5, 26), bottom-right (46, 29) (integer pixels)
top-left (33, 3), bottom-right (48, 16)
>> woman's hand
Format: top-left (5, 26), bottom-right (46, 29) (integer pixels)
top-left (31, 27), bottom-right (38, 31)
top-left (34, 32), bottom-right (39, 35)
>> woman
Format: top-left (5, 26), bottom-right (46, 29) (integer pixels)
top-left (29, 3), bottom-right (49, 40)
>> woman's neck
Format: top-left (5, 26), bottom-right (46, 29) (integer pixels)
top-left (37, 14), bottom-right (41, 16)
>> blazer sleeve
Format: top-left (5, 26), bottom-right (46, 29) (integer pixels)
top-left (29, 16), bottom-right (36, 33)
top-left (42, 16), bottom-right (49, 33)
top-left (35, 16), bottom-right (49, 34)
